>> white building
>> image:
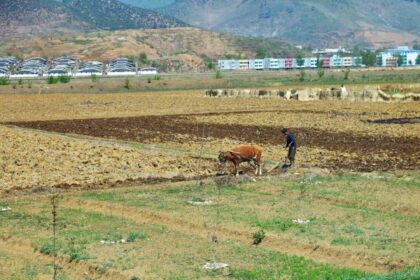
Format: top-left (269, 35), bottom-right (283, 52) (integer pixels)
top-left (264, 58), bottom-right (281, 70)
top-left (218, 60), bottom-right (239, 70)
top-left (139, 67), bottom-right (158, 75)
top-left (249, 59), bottom-right (264, 70)
top-left (238, 60), bottom-right (249, 70)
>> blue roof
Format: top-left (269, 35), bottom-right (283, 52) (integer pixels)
top-left (383, 49), bottom-right (419, 53)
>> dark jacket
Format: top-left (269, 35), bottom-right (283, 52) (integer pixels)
top-left (285, 133), bottom-right (297, 148)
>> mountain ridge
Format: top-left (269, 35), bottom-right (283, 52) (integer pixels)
top-left (0, 0), bottom-right (186, 39)
top-left (124, 0), bottom-right (420, 48)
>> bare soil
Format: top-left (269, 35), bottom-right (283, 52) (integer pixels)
top-left (8, 113), bottom-right (419, 172)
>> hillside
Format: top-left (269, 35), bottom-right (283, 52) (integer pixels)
top-left (119, 0), bottom-right (175, 9)
top-left (0, 0), bottom-right (185, 39)
top-left (62, 0), bottom-right (186, 30)
top-left (0, 28), bottom-right (306, 72)
top-left (0, 0), bottom-right (90, 38)
top-left (125, 0), bottom-right (420, 48)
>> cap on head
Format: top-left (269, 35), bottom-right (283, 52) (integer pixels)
top-left (281, 128), bottom-right (288, 134)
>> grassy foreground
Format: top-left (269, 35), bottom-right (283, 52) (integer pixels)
top-left (0, 172), bottom-right (419, 279)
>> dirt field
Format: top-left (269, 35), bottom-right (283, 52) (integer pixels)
top-left (0, 89), bottom-right (419, 279)
top-left (3, 91), bottom-right (419, 178)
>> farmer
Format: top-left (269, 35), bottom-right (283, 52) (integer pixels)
top-left (281, 128), bottom-right (297, 166)
top-left (340, 84), bottom-right (347, 99)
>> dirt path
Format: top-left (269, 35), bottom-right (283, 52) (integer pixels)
top-left (0, 236), bottom-right (129, 280)
top-left (62, 197), bottom-right (403, 273)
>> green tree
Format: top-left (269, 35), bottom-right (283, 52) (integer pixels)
top-left (255, 47), bottom-right (267, 59)
top-left (47, 76), bottom-right (58, 84)
top-left (296, 55), bottom-right (305, 67)
top-left (91, 74), bottom-right (99, 82)
top-left (138, 53), bottom-right (148, 65)
top-left (413, 43), bottom-right (420, 50)
top-left (344, 69), bottom-right (350, 80)
top-left (395, 54), bottom-right (404, 67)
top-left (124, 78), bottom-right (130, 89)
top-left (416, 54), bottom-right (420, 65)
top-left (316, 56), bottom-right (323, 68)
top-left (361, 50), bottom-right (376, 66)
top-left (0, 77), bottom-right (10, 86)
top-left (58, 75), bottom-right (70, 83)
top-left (317, 68), bottom-right (325, 79)
top-left (352, 45), bottom-right (362, 56)
top-left (299, 69), bottom-right (306, 82)
top-left (207, 60), bottom-right (214, 70)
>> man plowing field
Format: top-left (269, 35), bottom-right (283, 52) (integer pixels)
top-left (218, 144), bottom-right (263, 176)
top-left (269, 128), bottom-right (297, 173)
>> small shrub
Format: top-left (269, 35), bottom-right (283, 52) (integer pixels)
top-left (40, 243), bottom-right (55, 255)
top-left (18, 78), bottom-right (23, 85)
top-left (331, 237), bottom-right (352, 245)
top-left (124, 77), bottom-right (130, 89)
top-left (130, 276), bottom-right (140, 280)
top-left (299, 69), bottom-right (306, 82)
top-left (215, 70), bottom-right (222, 79)
top-left (154, 74), bottom-right (161, 80)
top-left (65, 238), bottom-right (90, 262)
top-left (58, 75), bottom-right (70, 83)
top-left (127, 232), bottom-right (146, 242)
top-left (91, 74), bottom-right (99, 82)
top-left (0, 77), bottom-right (10, 86)
top-left (47, 76), bottom-right (58, 84)
top-left (147, 78), bottom-right (151, 83)
top-left (252, 228), bottom-right (265, 245)
top-left (317, 68), bottom-right (325, 78)
top-left (344, 69), bottom-right (350, 80)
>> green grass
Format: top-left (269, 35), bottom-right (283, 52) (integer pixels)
top-left (2, 69), bottom-right (419, 95)
top-left (228, 249), bottom-right (368, 280)
top-left (1, 172), bottom-right (418, 279)
top-left (350, 269), bottom-right (420, 280)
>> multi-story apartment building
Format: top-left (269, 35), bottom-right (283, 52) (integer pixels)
top-left (284, 58), bottom-right (293, 69)
top-left (376, 48), bottom-right (420, 67)
top-left (216, 48), bottom-right (419, 71)
top-left (238, 60), bottom-right (250, 70)
top-left (352, 56), bottom-right (362, 67)
top-left (321, 57), bottom-right (330, 68)
top-left (330, 55), bottom-right (342, 67)
top-left (218, 60), bottom-right (239, 70)
top-left (342, 57), bottom-right (353, 67)
top-left (264, 58), bottom-right (281, 70)
top-left (249, 59), bottom-right (264, 70)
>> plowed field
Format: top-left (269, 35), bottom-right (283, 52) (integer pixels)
top-left (7, 112), bottom-right (419, 172)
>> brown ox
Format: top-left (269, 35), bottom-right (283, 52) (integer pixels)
top-left (218, 144), bottom-right (263, 176)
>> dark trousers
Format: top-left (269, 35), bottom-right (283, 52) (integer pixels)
top-left (288, 145), bottom-right (296, 165)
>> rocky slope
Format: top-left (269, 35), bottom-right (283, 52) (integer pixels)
top-left (126, 0), bottom-right (420, 48)
top-left (0, 0), bottom-right (185, 39)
